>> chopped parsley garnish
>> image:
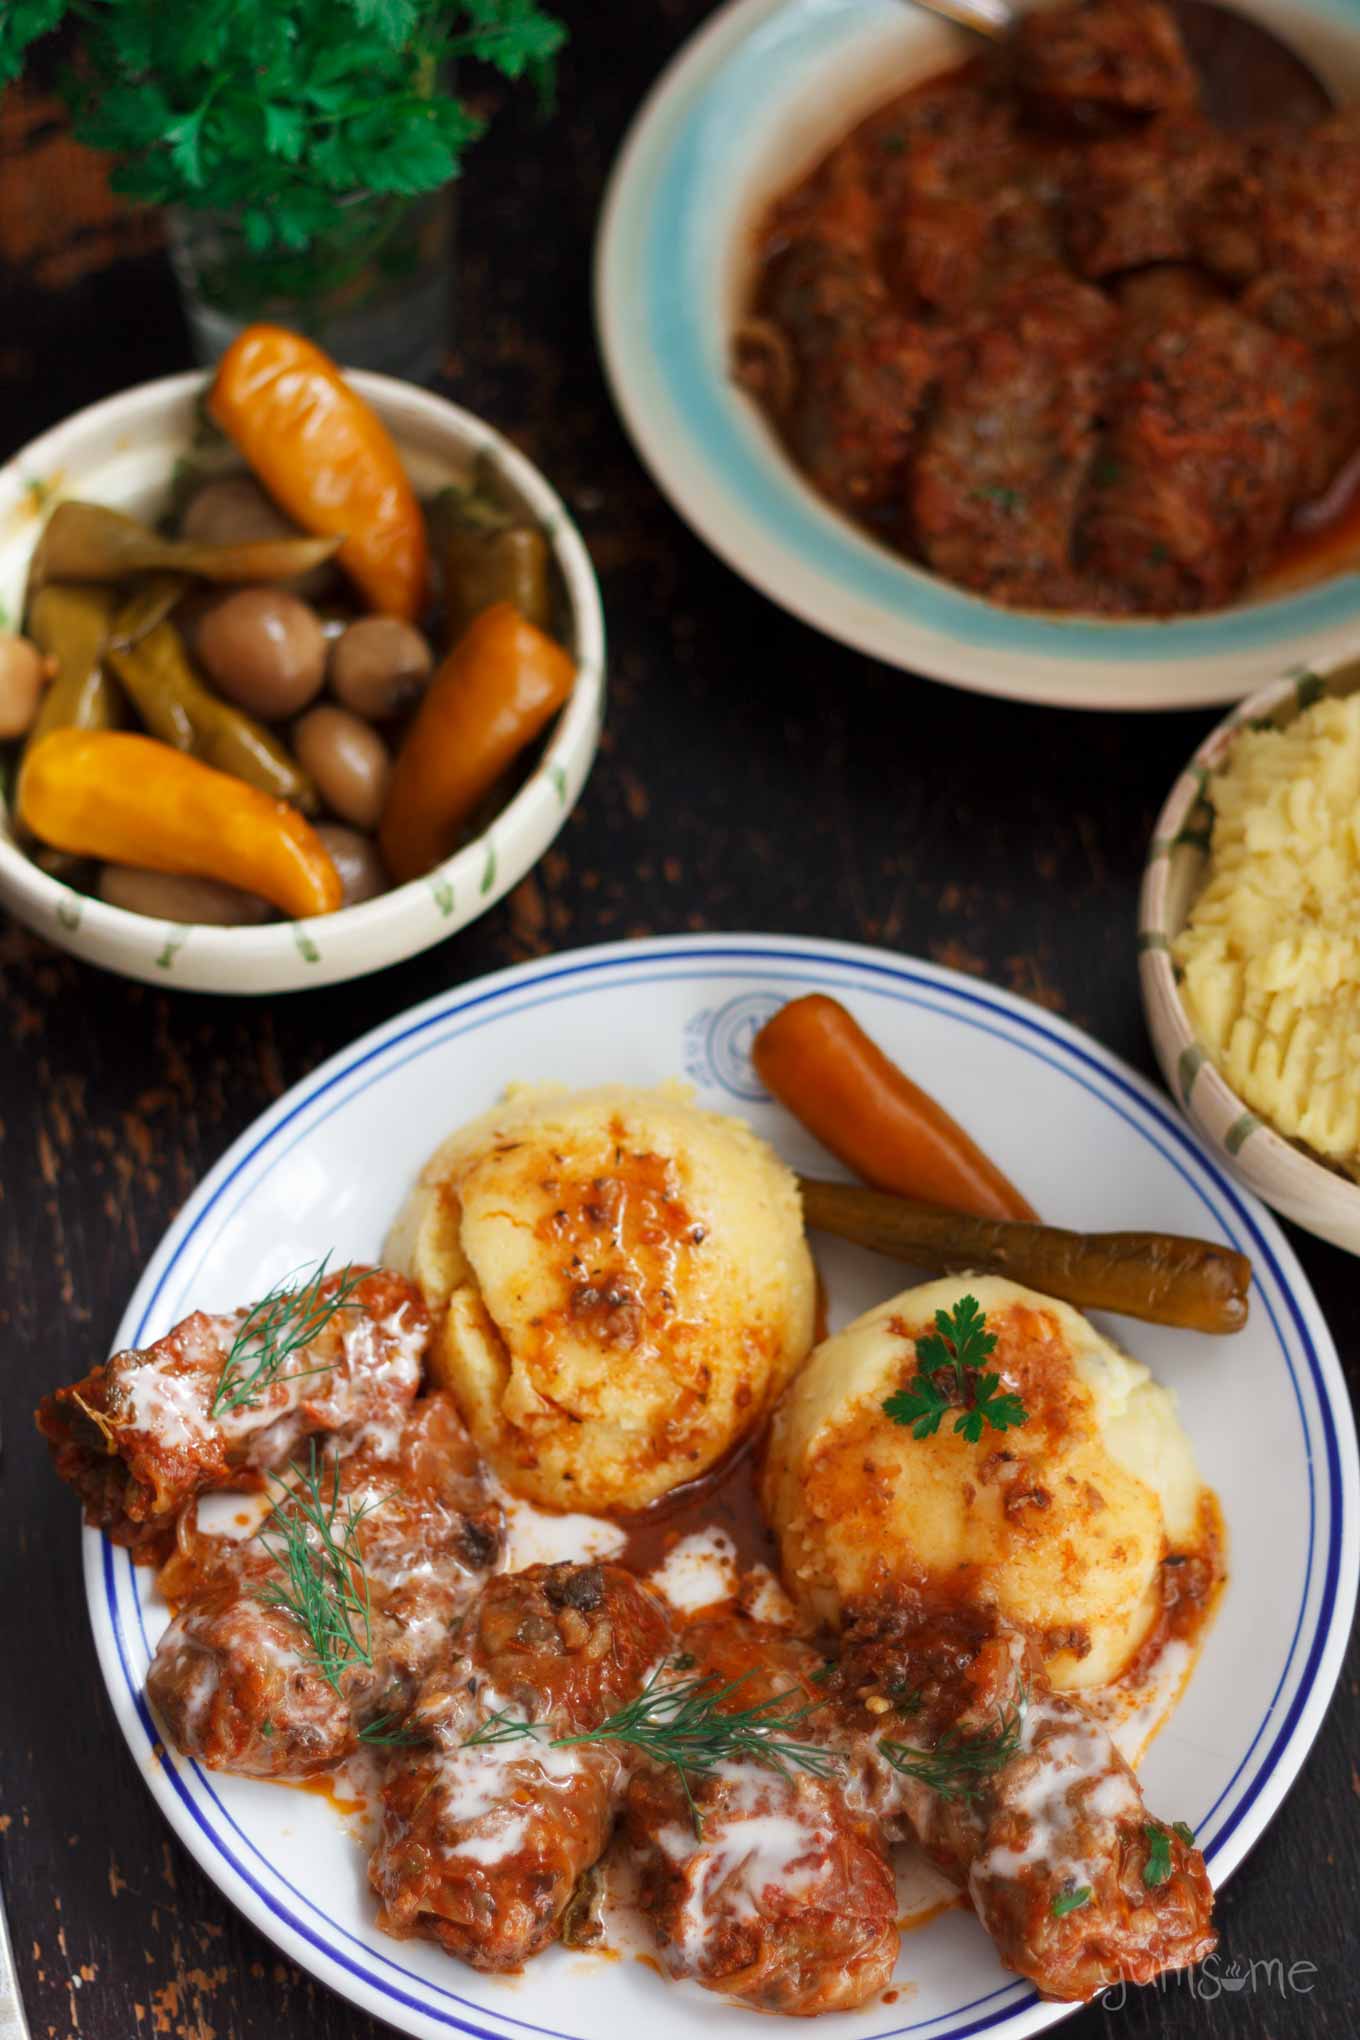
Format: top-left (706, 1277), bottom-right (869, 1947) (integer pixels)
top-left (1143, 1822), bottom-right (1174, 1887)
top-left (973, 484), bottom-right (1024, 514)
top-left (882, 1295), bottom-right (1029, 1444)
top-left (1051, 1885), bottom-right (1093, 1917)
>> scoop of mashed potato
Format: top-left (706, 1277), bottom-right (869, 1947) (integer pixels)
top-left (386, 1081), bottom-right (816, 1513)
top-left (763, 1275), bottom-right (1207, 1690)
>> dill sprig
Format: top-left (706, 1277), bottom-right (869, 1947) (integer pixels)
top-left (462, 1706), bottom-right (542, 1750)
top-left (879, 1687), bottom-right (1027, 1805)
top-left (211, 1256), bottom-right (367, 1419)
top-left (460, 1659), bottom-right (838, 1836)
top-left (256, 1442), bottom-right (384, 1693)
top-left (358, 1713), bottom-right (425, 1748)
top-left (556, 1663), bottom-right (841, 1798)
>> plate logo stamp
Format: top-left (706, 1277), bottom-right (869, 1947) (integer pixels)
top-left (683, 991), bottom-right (783, 1100)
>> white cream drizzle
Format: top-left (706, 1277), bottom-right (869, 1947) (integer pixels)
top-left (662, 1762), bottom-right (838, 1968)
top-left (1092, 1639), bottom-right (1195, 1768)
top-left (194, 1490), bottom-right (274, 1540)
top-left (458, 1812), bottom-right (533, 1865)
top-left (413, 1678), bottom-right (600, 1870)
top-left (738, 1565), bottom-right (799, 1630)
top-left (970, 1691), bottom-right (1132, 1901)
top-left (175, 1647), bottom-right (219, 1741)
top-left (115, 1297), bottom-right (426, 1470)
top-left (488, 1473), bottom-right (626, 1569)
top-left (339, 1307), bottom-right (425, 1411)
top-left (123, 1366), bottom-right (212, 1450)
top-left (648, 1529), bottom-right (738, 1615)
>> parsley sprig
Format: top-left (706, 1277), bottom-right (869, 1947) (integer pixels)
top-left (882, 1295), bottom-right (1029, 1444)
top-left (879, 1687), bottom-right (1027, 1805)
top-left (211, 1256), bottom-right (366, 1419)
top-left (1, 2), bottom-right (566, 258)
top-left (1143, 1819), bottom-right (1195, 1888)
top-left (461, 1659), bottom-right (837, 1837)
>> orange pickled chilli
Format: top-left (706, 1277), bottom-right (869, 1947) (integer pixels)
top-left (208, 325), bottom-right (428, 621)
top-left (18, 730), bottom-right (343, 919)
top-left (753, 993), bottom-right (1037, 1221)
top-left (379, 601), bottom-right (575, 884)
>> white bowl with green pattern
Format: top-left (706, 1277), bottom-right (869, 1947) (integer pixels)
top-left (0, 371), bottom-right (604, 993)
top-left (1139, 663), bottom-right (1360, 1254)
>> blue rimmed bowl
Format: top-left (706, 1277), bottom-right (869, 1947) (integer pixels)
top-left (596, 0), bottom-right (1360, 711)
top-left (0, 371), bottom-right (604, 994)
top-left (1139, 660), bottom-right (1360, 1252)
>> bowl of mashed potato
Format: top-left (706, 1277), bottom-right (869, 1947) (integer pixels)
top-left (386, 1080), bottom-right (817, 1511)
top-left (1140, 660), bottom-right (1360, 1253)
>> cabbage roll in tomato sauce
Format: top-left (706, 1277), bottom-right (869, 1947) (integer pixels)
top-left (36, 1266), bottom-right (427, 1557)
top-left (370, 1561), bottom-right (671, 1970)
top-left (827, 1595), bottom-right (1216, 2002)
top-left (146, 1393), bottom-right (500, 1779)
top-left (625, 1614), bottom-right (900, 2016)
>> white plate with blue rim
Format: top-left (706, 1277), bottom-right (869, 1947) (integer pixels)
top-left (595, 0), bottom-right (1360, 711)
top-left (87, 933), bottom-right (1357, 2038)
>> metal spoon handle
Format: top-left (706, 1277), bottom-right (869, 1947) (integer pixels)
top-left (0, 1880), bottom-right (31, 2040)
top-left (896, 0), bottom-right (1014, 41)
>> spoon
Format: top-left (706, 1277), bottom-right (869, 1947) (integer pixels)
top-left (905, 0), bottom-right (1333, 131)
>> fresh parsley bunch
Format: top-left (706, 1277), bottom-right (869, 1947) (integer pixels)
top-left (0, 0), bottom-right (566, 254)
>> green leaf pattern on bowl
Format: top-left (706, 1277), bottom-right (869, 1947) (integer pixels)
top-left (1177, 1043), bottom-right (1206, 1105)
top-left (155, 925), bottom-right (188, 971)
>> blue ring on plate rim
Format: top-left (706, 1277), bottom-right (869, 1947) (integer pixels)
top-left (638, 0), bottom-right (1360, 664)
top-left (98, 942), bottom-right (1347, 2040)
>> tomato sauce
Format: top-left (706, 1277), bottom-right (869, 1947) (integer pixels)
top-left (615, 1431), bottom-right (778, 1582)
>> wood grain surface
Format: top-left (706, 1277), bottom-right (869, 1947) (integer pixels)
top-left (1, 4), bottom-right (1355, 2035)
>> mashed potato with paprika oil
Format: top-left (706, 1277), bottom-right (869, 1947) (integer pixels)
top-left (386, 1082), bottom-right (816, 1513)
top-left (1173, 690), bottom-right (1360, 1175)
top-left (763, 1275), bottom-right (1209, 1690)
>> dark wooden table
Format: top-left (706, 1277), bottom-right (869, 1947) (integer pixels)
top-left (1, 5), bottom-right (1355, 2036)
